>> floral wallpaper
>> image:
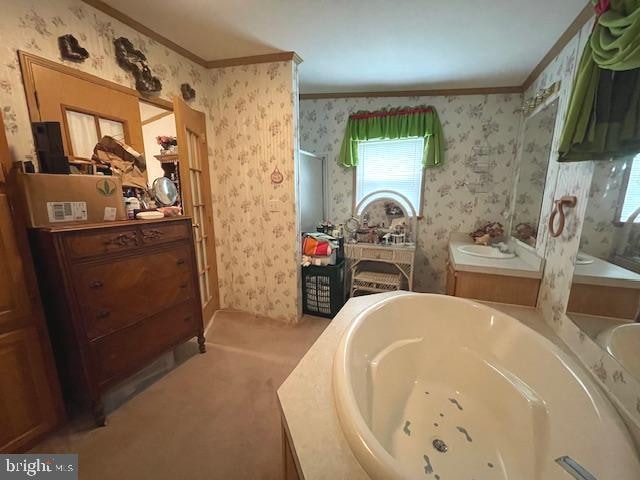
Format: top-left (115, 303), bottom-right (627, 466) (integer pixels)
top-left (0, 0), bottom-right (300, 323)
top-left (529, 17), bottom-right (640, 426)
top-left (300, 94), bottom-right (523, 293)
top-left (209, 62), bottom-right (300, 323)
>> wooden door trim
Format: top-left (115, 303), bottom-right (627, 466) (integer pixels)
top-left (60, 104), bottom-right (132, 159)
top-left (18, 51), bottom-right (174, 118)
top-left (0, 114), bottom-right (65, 451)
top-left (173, 97), bottom-right (220, 319)
top-left (142, 110), bottom-right (173, 126)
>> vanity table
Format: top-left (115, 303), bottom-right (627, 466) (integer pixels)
top-left (345, 243), bottom-right (415, 295)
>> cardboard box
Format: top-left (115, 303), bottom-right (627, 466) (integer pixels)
top-left (15, 172), bottom-right (126, 227)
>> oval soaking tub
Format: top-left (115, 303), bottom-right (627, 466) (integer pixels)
top-left (333, 293), bottom-right (640, 480)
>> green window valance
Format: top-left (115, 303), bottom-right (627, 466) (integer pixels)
top-left (559, 0), bottom-right (640, 161)
top-left (338, 106), bottom-right (445, 168)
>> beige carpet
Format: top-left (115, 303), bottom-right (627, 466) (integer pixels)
top-left (32, 311), bottom-right (330, 480)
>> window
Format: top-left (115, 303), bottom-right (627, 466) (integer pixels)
top-left (355, 137), bottom-right (425, 215)
top-left (618, 153), bottom-right (640, 223)
top-left (65, 109), bottom-right (125, 160)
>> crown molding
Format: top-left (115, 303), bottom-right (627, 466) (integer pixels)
top-left (300, 86), bottom-right (522, 100)
top-left (82, 0), bottom-right (209, 66)
top-left (301, 5), bottom-right (594, 99)
top-left (205, 52), bottom-right (302, 69)
top-left (83, 0), bottom-right (593, 95)
top-left (522, 3), bottom-right (594, 91)
top-left (81, 0), bottom-right (301, 69)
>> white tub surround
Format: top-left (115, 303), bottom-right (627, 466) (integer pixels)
top-left (278, 292), bottom-right (638, 479)
top-left (449, 233), bottom-right (544, 279)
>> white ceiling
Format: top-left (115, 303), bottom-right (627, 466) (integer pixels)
top-left (102, 0), bottom-right (588, 94)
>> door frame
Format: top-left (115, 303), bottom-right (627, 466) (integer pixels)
top-left (19, 51), bottom-right (173, 118)
top-left (173, 97), bottom-right (220, 322)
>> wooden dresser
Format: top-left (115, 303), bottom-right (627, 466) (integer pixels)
top-left (29, 217), bottom-right (205, 426)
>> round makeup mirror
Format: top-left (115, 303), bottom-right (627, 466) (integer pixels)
top-left (153, 177), bottom-right (178, 207)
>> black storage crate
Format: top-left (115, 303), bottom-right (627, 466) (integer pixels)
top-left (302, 260), bottom-right (345, 318)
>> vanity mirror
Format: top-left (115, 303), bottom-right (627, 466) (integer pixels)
top-left (567, 154), bottom-right (640, 382)
top-left (153, 176), bottom-right (178, 206)
top-left (354, 190), bottom-right (416, 244)
top-left (510, 98), bottom-right (559, 247)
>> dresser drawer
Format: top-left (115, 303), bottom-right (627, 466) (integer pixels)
top-left (62, 220), bottom-right (191, 260)
top-left (64, 226), bottom-right (141, 259)
top-left (74, 245), bottom-right (195, 339)
top-left (140, 221), bottom-right (190, 247)
top-left (91, 300), bottom-right (200, 386)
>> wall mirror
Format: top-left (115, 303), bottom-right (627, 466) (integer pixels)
top-left (567, 154), bottom-right (640, 382)
top-left (510, 98), bottom-right (559, 247)
top-left (354, 190), bottom-right (416, 244)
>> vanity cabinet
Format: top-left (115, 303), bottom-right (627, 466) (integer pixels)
top-left (446, 262), bottom-right (540, 307)
top-left (29, 217), bottom-right (205, 426)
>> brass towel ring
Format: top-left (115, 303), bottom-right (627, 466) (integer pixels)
top-left (548, 196), bottom-right (577, 238)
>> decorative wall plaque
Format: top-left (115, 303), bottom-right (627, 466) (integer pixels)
top-left (181, 83), bottom-right (196, 101)
top-left (114, 37), bottom-right (162, 94)
top-left (58, 34), bottom-right (89, 62)
top-left (270, 166), bottom-right (284, 185)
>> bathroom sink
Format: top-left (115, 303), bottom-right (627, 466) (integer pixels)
top-left (333, 293), bottom-right (640, 480)
top-left (597, 323), bottom-right (640, 379)
top-left (457, 244), bottom-right (515, 259)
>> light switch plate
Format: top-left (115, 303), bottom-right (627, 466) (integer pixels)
top-left (269, 199), bottom-right (280, 212)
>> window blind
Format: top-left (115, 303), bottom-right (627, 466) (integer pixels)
top-left (620, 153), bottom-right (640, 222)
top-left (356, 137), bottom-right (425, 213)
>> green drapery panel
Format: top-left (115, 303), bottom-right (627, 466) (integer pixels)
top-left (338, 106), bottom-right (445, 168)
top-left (559, 0), bottom-right (640, 161)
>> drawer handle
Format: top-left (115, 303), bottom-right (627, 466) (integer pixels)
top-left (176, 258), bottom-right (186, 265)
top-left (180, 282), bottom-right (188, 289)
top-left (97, 309), bottom-right (111, 319)
top-left (90, 280), bottom-right (104, 289)
top-left (104, 233), bottom-right (138, 247)
top-left (183, 316), bottom-right (192, 323)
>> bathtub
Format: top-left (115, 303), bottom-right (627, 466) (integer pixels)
top-left (333, 293), bottom-right (640, 480)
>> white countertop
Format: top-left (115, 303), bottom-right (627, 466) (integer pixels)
top-left (277, 293), bottom-right (566, 479)
top-left (448, 233), bottom-right (543, 279)
top-left (573, 253), bottom-right (640, 289)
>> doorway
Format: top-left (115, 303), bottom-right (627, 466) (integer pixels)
top-left (299, 150), bottom-right (327, 233)
top-left (139, 101), bottom-right (179, 203)
top-left (19, 51), bottom-right (219, 321)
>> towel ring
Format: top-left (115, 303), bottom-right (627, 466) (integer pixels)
top-left (548, 196), bottom-right (577, 238)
